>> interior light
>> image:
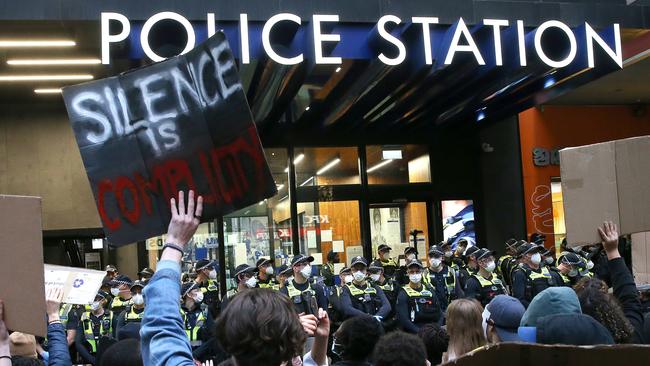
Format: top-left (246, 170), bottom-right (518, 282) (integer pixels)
top-left (276, 184), bottom-right (285, 190)
top-left (284, 167), bottom-right (289, 173)
top-left (0, 74), bottom-right (93, 82)
top-left (367, 159), bottom-right (393, 173)
top-left (305, 106), bottom-right (310, 111)
top-left (335, 67), bottom-right (341, 73)
top-left (293, 153), bottom-right (305, 164)
top-left (0, 40), bottom-right (76, 47)
top-left (8, 58), bottom-right (101, 66)
top-left (382, 149), bottom-right (403, 160)
top-left (34, 88), bottom-right (62, 94)
top-left (300, 176), bottom-right (315, 187)
top-left (316, 158), bottom-right (341, 175)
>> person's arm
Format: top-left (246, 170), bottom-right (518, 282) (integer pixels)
top-left (339, 287), bottom-right (367, 318)
top-left (140, 191), bottom-right (202, 366)
top-left (375, 287), bottom-right (391, 319)
top-left (75, 322), bottom-right (95, 365)
top-left (599, 221), bottom-right (645, 342)
top-left (45, 288), bottom-right (73, 366)
top-left (511, 270), bottom-right (529, 308)
top-left (395, 289), bottom-right (419, 334)
top-left (300, 309), bottom-right (330, 366)
top-left (0, 300), bottom-right (11, 366)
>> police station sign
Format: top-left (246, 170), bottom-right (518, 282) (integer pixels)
top-left (101, 12), bottom-right (623, 70)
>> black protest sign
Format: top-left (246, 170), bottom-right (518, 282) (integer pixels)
top-left (63, 31), bottom-right (276, 245)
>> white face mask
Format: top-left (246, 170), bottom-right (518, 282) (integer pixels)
top-left (352, 271), bottom-right (366, 282)
top-left (132, 294), bottom-right (144, 306)
top-left (484, 261), bottom-right (496, 273)
top-left (300, 265), bottom-right (312, 279)
top-left (208, 269), bottom-right (217, 279)
top-left (409, 273), bottom-right (422, 284)
top-left (265, 266), bottom-right (274, 275)
top-left (531, 253), bottom-right (542, 265)
top-left (370, 274), bottom-right (381, 282)
top-left (406, 254), bottom-right (416, 261)
top-left (287, 276), bottom-right (294, 283)
top-left (193, 292), bottom-right (204, 303)
top-left (343, 275), bottom-right (353, 284)
top-left (586, 260), bottom-right (594, 270)
top-left (110, 287), bottom-right (120, 297)
top-left (245, 276), bottom-right (258, 288)
top-left (444, 251), bottom-right (453, 258)
top-left (90, 301), bottom-right (102, 311)
top-left (429, 258), bottom-right (442, 268)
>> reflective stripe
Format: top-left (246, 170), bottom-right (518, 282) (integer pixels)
top-left (348, 284), bottom-right (377, 296)
top-left (80, 311), bottom-right (113, 353)
top-left (286, 282), bottom-right (315, 298)
top-left (59, 303), bottom-right (73, 328)
top-left (110, 297), bottom-right (132, 311)
top-left (182, 309), bottom-right (207, 346)
top-left (124, 306), bottom-right (143, 322)
top-left (423, 266), bottom-right (456, 301)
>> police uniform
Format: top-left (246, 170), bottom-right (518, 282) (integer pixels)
top-left (395, 260), bottom-right (441, 333)
top-left (341, 282), bottom-right (388, 318)
top-left (423, 245), bottom-right (461, 312)
top-left (256, 258), bottom-right (278, 289)
top-left (457, 246), bottom-right (481, 290)
top-left (182, 307), bottom-right (210, 348)
top-left (375, 244), bottom-right (398, 278)
top-left (78, 310), bottom-right (114, 356)
top-left (512, 263), bottom-right (558, 307)
top-left (466, 274), bottom-right (506, 307)
top-left (279, 254), bottom-right (328, 314)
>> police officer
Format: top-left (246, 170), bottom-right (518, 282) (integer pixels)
top-left (193, 259), bottom-right (220, 316)
top-left (339, 256), bottom-right (391, 321)
top-left (57, 302), bottom-right (80, 348)
top-left (423, 245), bottom-right (463, 315)
top-left (108, 275), bottom-right (133, 315)
top-left (105, 265), bottom-right (118, 280)
top-left (280, 254), bottom-right (328, 314)
top-left (458, 246), bottom-right (480, 290)
top-left (439, 241), bottom-right (460, 271)
top-left (395, 247), bottom-right (419, 285)
top-left (511, 243), bottom-right (560, 308)
top-left (327, 266), bottom-right (352, 326)
top-left (321, 250), bottom-right (339, 287)
top-left (256, 258), bottom-right (277, 289)
top-left (275, 264), bottom-right (292, 290)
top-left (137, 267), bottom-right (154, 284)
top-left (369, 261), bottom-right (399, 330)
top-left (221, 263), bottom-right (259, 310)
top-left (115, 280), bottom-right (146, 340)
top-left (395, 259), bottom-right (441, 333)
top-left (75, 290), bottom-right (116, 365)
top-left (180, 282), bottom-right (213, 350)
top-left (555, 252), bottom-right (589, 287)
top-left (374, 244), bottom-right (398, 279)
top-left (464, 248), bottom-right (506, 307)
top-left (496, 239), bottom-right (519, 288)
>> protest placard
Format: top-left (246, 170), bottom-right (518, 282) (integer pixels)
top-left (44, 264), bottom-right (106, 305)
top-left (63, 31), bottom-right (276, 245)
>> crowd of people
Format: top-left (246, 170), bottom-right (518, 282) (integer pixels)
top-left (1, 191), bottom-right (649, 366)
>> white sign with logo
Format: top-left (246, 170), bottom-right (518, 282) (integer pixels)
top-left (44, 264), bottom-right (106, 305)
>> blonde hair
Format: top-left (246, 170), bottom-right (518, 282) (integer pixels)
top-left (445, 299), bottom-right (486, 360)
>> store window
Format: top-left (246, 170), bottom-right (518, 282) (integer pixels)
top-left (441, 200), bottom-right (475, 249)
top-left (223, 148), bottom-right (292, 290)
top-left (366, 145), bottom-right (430, 184)
top-left (294, 147), bottom-right (360, 186)
top-left (370, 202), bottom-right (429, 265)
top-left (551, 178), bottom-right (566, 250)
top-left (297, 200), bottom-right (361, 276)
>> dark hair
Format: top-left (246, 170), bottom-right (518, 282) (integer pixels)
top-left (373, 331), bottom-right (428, 366)
top-left (574, 277), bottom-right (634, 343)
top-left (215, 288), bottom-right (306, 366)
top-left (336, 316), bottom-right (384, 362)
top-left (11, 357), bottom-right (44, 366)
top-left (98, 339), bottom-right (143, 366)
top-left (418, 323), bottom-right (449, 365)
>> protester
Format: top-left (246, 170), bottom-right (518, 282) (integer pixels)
top-left (44, 287), bottom-right (73, 366)
top-left (256, 258), bottom-right (277, 289)
top-left (98, 339), bottom-right (143, 366)
top-left (519, 287), bottom-right (582, 327)
top-left (373, 331), bottom-right (429, 366)
top-left (484, 295), bottom-right (525, 343)
top-left (339, 256), bottom-right (391, 320)
top-left (534, 313), bottom-right (614, 345)
top-left (443, 299), bottom-right (486, 363)
top-left (331, 315), bottom-right (383, 366)
top-left (417, 323), bottom-right (448, 366)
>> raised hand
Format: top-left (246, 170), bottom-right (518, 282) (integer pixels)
top-left (166, 190), bottom-right (203, 248)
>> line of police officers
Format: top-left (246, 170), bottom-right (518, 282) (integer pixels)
top-left (55, 235), bottom-right (597, 364)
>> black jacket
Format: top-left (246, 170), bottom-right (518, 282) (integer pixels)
top-left (536, 313), bottom-right (614, 345)
top-left (608, 257), bottom-right (647, 343)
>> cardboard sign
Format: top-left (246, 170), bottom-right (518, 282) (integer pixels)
top-left (0, 195), bottom-right (46, 337)
top-left (62, 31), bottom-right (276, 246)
top-left (44, 265), bottom-right (106, 305)
top-left (560, 135), bottom-right (650, 245)
top-left (444, 343), bottom-right (650, 366)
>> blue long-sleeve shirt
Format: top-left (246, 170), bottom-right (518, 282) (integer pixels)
top-left (47, 322), bottom-right (72, 366)
top-left (140, 260), bottom-right (194, 366)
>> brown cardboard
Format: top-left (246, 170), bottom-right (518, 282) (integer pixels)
top-left (560, 135), bottom-right (650, 245)
top-left (444, 343), bottom-right (650, 366)
top-left (0, 195), bottom-right (46, 337)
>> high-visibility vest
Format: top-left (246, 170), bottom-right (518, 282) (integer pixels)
top-left (470, 273), bottom-right (506, 306)
top-left (80, 311), bottom-right (113, 354)
top-left (123, 305), bottom-right (144, 323)
top-left (423, 266), bottom-right (457, 303)
top-left (516, 265), bottom-right (556, 301)
top-left (286, 281), bottom-right (316, 314)
top-left (347, 283), bottom-right (381, 316)
top-left (182, 308), bottom-right (207, 347)
top-left (258, 278), bottom-right (277, 289)
top-left (59, 303), bottom-right (74, 328)
top-left (401, 284), bottom-right (440, 324)
top-left (110, 297), bottom-right (132, 313)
